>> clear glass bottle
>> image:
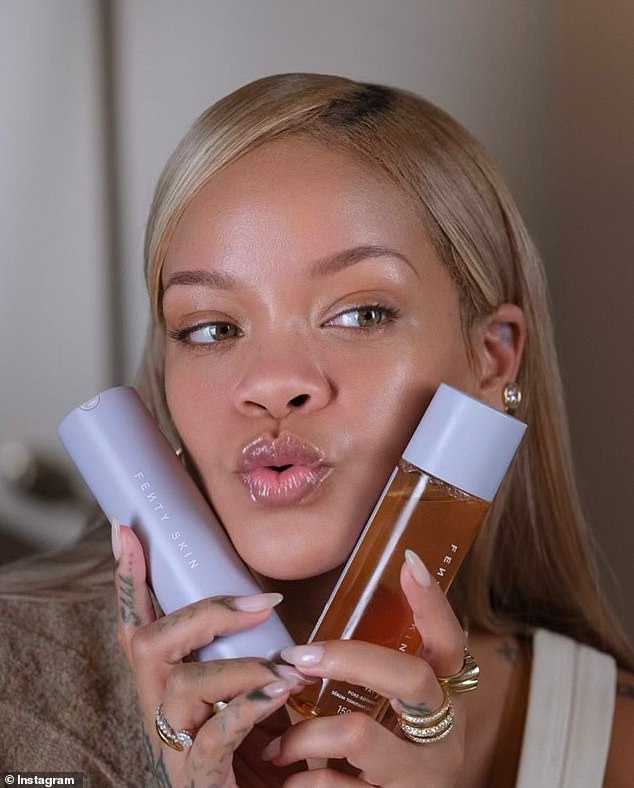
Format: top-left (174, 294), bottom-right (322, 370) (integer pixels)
top-left (288, 383), bottom-right (526, 722)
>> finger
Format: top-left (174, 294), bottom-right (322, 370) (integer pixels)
top-left (401, 550), bottom-right (466, 675)
top-left (129, 590), bottom-right (284, 669)
top-left (281, 639), bottom-right (443, 710)
top-left (113, 523), bottom-right (156, 659)
top-left (130, 590), bottom-right (287, 711)
top-left (283, 769), bottom-right (368, 787)
top-left (160, 657), bottom-right (310, 732)
top-left (262, 714), bottom-right (407, 781)
top-left (184, 679), bottom-right (294, 765)
top-left (265, 712), bottom-right (466, 787)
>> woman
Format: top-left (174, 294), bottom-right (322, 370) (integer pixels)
top-left (1, 73), bottom-right (632, 787)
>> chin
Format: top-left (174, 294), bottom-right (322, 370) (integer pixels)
top-left (233, 531), bottom-right (354, 581)
top-left (252, 558), bottom-right (340, 582)
top-left (211, 481), bottom-right (378, 581)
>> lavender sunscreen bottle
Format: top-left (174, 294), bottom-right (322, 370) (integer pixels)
top-left (58, 386), bottom-right (294, 661)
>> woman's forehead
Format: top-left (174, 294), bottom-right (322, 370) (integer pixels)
top-left (162, 136), bottom-right (430, 281)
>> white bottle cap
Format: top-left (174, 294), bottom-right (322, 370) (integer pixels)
top-left (402, 384), bottom-right (527, 501)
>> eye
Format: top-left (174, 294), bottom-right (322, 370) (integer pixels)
top-left (327, 304), bottom-right (398, 329)
top-left (168, 321), bottom-right (241, 346)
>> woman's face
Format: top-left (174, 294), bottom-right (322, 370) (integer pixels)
top-left (162, 137), bottom-right (478, 580)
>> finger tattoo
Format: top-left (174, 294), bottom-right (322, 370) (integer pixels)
top-left (398, 699), bottom-right (433, 716)
top-left (117, 570), bottom-right (142, 626)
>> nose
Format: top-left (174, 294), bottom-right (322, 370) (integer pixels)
top-left (232, 345), bottom-right (334, 421)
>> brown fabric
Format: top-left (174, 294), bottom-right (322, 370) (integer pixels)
top-left (0, 586), bottom-right (151, 787)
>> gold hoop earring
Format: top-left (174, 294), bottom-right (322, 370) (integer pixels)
top-left (502, 382), bottom-right (522, 412)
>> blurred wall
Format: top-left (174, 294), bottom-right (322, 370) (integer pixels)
top-left (556, 0), bottom-right (634, 633)
top-left (0, 1), bottom-right (630, 636)
top-left (0, 0), bottom-right (110, 551)
top-left (0, 0), bottom-right (111, 441)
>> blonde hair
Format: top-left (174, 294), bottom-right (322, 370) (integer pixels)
top-left (5, 74), bottom-right (632, 668)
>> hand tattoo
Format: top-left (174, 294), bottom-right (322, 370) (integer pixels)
top-left (142, 723), bottom-right (173, 788)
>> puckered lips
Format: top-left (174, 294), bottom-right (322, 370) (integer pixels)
top-left (238, 432), bottom-right (332, 506)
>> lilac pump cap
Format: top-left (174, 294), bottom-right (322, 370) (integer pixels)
top-left (401, 384), bottom-right (527, 501)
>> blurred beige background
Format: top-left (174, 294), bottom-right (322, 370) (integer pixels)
top-left (0, 0), bottom-right (631, 638)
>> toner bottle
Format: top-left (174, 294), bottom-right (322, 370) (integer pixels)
top-left (288, 383), bottom-right (526, 721)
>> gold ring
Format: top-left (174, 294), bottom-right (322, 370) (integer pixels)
top-left (438, 648), bottom-right (480, 694)
top-left (210, 700), bottom-right (228, 716)
top-left (154, 704), bottom-right (196, 751)
top-left (398, 689), bottom-right (452, 726)
top-left (397, 687), bottom-right (455, 745)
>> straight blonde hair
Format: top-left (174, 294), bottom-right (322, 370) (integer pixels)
top-left (4, 74), bottom-right (632, 669)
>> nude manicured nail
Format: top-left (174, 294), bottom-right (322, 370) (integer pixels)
top-left (110, 517), bottom-right (121, 560)
top-left (405, 549), bottom-right (432, 588)
top-left (261, 735), bottom-right (281, 762)
top-left (280, 644), bottom-right (325, 666)
top-left (261, 680), bottom-right (293, 698)
top-left (231, 592), bottom-right (284, 612)
top-left (274, 665), bottom-right (318, 685)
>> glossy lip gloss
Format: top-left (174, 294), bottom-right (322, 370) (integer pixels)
top-left (238, 433), bottom-right (332, 505)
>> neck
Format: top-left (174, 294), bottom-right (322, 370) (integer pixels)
top-left (254, 565), bottom-right (342, 644)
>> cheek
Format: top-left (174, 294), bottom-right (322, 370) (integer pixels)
top-left (344, 360), bottom-right (429, 455)
top-left (164, 350), bottom-right (232, 445)
top-left (336, 329), bottom-right (473, 449)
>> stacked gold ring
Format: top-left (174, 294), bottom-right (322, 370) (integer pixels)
top-left (397, 688), bottom-right (455, 744)
top-left (397, 648), bottom-right (480, 745)
top-left (438, 648), bottom-right (480, 694)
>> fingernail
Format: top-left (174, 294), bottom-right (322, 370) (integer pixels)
top-left (274, 664), bottom-right (318, 685)
top-left (280, 644), bottom-right (324, 666)
top-left (261, 735), bottom-right (281, 762)
top-left (405, 549), bottom-right (432, 588)
top-left (260, 680), bottom-right (293, 699)
top-left (231, 592), bottom-right (284, 612)
top-left (110, 517), bottom-right (121, 560)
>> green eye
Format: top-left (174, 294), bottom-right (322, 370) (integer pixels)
top-left (167, 321), bottom-right (241, 347)
top-left (357, 307), bottom-right (383, 327)
top-left (330, 304), bottom-right (396, 329)
top-left (189, 323), bottom-right (239, 343)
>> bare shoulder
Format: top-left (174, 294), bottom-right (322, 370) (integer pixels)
top-left (603, 668), bottom-right (634, 787)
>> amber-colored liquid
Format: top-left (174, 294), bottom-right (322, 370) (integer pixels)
top-left (288, 462), bottom-right (489, 721)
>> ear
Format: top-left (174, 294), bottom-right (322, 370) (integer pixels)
top-left (472, 304), bottom-right (526, 409)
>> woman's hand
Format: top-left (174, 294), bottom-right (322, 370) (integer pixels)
top-left (113, 522), bottom-right (304, 788)
top-left (266, 551), bottom-right (468, 787)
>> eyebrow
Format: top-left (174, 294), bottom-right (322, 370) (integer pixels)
top-left (162, 245), bottom-right (416, 293)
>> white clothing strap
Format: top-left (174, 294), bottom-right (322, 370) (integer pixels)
top-left (515, 629), bottom-right (616, 788)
